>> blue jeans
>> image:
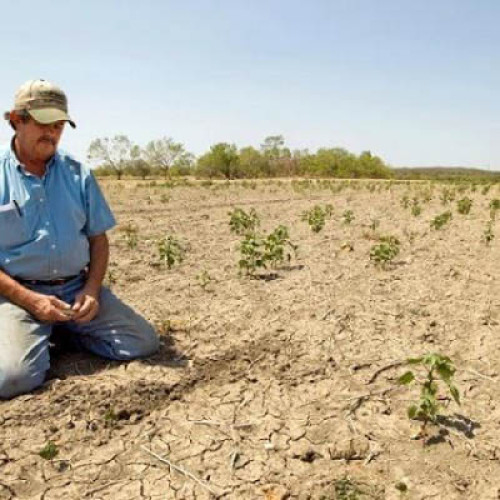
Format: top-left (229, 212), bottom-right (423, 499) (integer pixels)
top-left (0, 275), bottom-right (159, 399)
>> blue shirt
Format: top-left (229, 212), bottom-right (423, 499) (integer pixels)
top-left (0, 142), bottom-right (116, 280)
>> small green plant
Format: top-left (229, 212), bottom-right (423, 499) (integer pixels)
top-left (301, 204), bottom-right (333, 233)
top-left (120, 222), bottom-right (139, 249)
top-left (410, 199), bottom-right (422, 217)
top-left (238, 225), bottom-right (297, 277)
top-left (482, 184), bottom-right (492, 195)
top-left (430, 211), bottom-right (452, 230)
top-left (158, 235), bottom-right (185, 269)
top-left (104, 408), bottom-right (118, 423)
top-left (334, 477), bottom-right (364, 500)
top-left (160, 193), bottom-right (170, 203)
top-left (342, 209), bottom-right (355, 224)
top-left (370, 236), bottom-right (400, 266)
top-left (39, 441), bottom-right (59, 460)
top-left (398, 353), bottom-right (460, 441)
top-left (400, 195), bottom-right (410, 209)
top-left (264, 225), bottom-right (298, 268)
top-left (238, 233), bottom-right (266, 276)
top-left (483, 220), bottom-right (495, 245)
top-left (439, 187), bottom-right (455, 205)
top-left (489, 199), bottom-right (500, 219)
top-left (197, 269), bottom-right (212, 290)
top-left (457, 197), bottom-right (472, 215)
top-left (228, 207), bottom-right (260, 235)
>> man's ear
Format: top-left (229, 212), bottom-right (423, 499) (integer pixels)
top-left (9, 111), bottom-right (21, 125)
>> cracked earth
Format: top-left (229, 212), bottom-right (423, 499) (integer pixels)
top-left (1, 179), bottom-right (500, 499)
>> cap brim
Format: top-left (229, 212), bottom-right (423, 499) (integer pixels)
top-left (28, 108), bottom-right (76, 129)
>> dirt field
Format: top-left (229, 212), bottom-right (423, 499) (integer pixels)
top-left (2, 178), bottom-right (500, 499)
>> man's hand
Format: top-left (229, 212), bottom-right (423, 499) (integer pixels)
top-left (26, 292), bottom-right (75, 323)
top-left (71, 288), bottom-right (100, 324)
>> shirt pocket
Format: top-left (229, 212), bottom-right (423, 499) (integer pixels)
top-left (0, 201), bottom-right (29, 248)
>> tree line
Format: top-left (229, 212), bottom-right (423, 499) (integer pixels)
top-left (88, 135), bottom-right (393, 180)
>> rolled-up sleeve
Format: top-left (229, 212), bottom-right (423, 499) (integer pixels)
top-left (83, 173), bottom-right (116, 236)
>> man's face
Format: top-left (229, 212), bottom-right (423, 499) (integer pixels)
top-left (12, 113), bottom-right (65, 163)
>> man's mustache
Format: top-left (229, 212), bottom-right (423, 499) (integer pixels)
top-left (39, 137), bottom-right (56, 145)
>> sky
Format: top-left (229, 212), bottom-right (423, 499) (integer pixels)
top-left (0, 0), bottom-right (499, 169)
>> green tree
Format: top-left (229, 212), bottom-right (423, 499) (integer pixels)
top-left (196, 143), bottom-right (240, 179)
top-left (144, 137), bottom-right (192, 179)
top-left (261, 135), bottom-right (286, 159)
top-left (87, 135), bottom-right (134, 180)
top-left (260, 135), bottom-right (292, 176)
top-left (355, 151), bottom-right (393, 179)
top-left (309, 148), bottom-right (356, 177)
top-left (238, 146), bottom-right (270, 178)
top-left (126, 145), bottom-right (151, 180)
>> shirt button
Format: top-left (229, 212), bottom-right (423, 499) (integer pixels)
top-left (45, 222), bottom-right (50, 226)
top-left (51, 244), bottom-right (56, 249)
top-left (53, 269), bottom-right (58, 274)
top-left (40, 198), bottom-right (45, 202)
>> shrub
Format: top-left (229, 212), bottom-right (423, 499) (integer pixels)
top-left (440, 187), bottom-right (455, 205)
top-left (489, 199), bottom-right (500, 219)
top-left (430, 211), bottom-right (452, 230)
top-left (370, 236), bottom-right (400, 266)
top-left (39, 441), bottom-right (59, 460)
top-left (238, 225), bottom-right (297, 277)
top-left (342, 210), bottom-right (355, 224)
top-left (228, 208), bottom-right (260, 236)
top-left (456, 197), bottom-right (472, 215)
top-left (158, 235), bottom-right (185, 269)
top-left (398, 353), bottom-right (460, 442)
top-left (301, 204), bottom-right (333, 233)
top-left (411, 199), bottom-right (422, 217)
top-left (483, 220), bottom-right (495, 245)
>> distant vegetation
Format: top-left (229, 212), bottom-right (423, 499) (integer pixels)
top-left (88, 134), bottom-right (499, 182)
top-left (88, 134), bottom-right (392, 180)
top-left (393, 167), bottom-right (500, 182)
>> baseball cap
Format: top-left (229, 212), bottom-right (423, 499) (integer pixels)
top-left (3, 79), bottom-right (76, 128)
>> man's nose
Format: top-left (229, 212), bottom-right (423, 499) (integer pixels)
top-left (40, 122), bottom-right (61, 133)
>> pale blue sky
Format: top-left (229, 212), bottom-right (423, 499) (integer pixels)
top-left (1, 1), bottom-right (499, 169)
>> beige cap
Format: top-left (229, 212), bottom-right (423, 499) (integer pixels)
top-left (3, 79), bottom-right (76, 128)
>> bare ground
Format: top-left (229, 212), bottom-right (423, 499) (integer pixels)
top-left (1, 179), bottom-right (500, 499)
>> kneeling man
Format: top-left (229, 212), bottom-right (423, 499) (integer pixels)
top-left (0, 79), bottom-right (159, 399)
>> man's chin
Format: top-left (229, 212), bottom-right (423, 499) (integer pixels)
top-left (36, 144), bottom-right (57, 159)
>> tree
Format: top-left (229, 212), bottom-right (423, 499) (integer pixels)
top-left (143, 138), bottom-right (192, 179)
top-left (238, 147), bottom-right (269, 178)
top-left (87, 135), bottom-right (134, 180)
top-left (195, 143), bottom-right (239, 179)
top-left (126, 145), bottom-right (152, 180)
top-left (261, 135), bottom-right (286, 160)
top-left (260, 135), bottom-right (291, 176)
top-left (356, 151), bottom-right (393, 179)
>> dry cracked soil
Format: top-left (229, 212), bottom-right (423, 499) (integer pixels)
top-left (1, 178), bottom-right (500, 499)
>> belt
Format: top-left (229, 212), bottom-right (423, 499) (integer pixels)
top-left (16, 269), bottom-right (87, 286)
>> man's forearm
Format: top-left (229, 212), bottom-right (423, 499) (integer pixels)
top-left (0, 269), bottom-right (34, 309)
top-left (85, 233), bottom-right (110, 294)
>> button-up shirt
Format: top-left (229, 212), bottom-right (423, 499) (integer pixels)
top-left (0, 142), bottom-right (116, 280)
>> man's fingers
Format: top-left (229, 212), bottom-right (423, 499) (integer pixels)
top-left (71, 296), bottom-right (97, 321)
top-left (74, 302), bottom-right (98, 324)
top-left (53, 311), bottom-right (72, 322)
top-left (50, 296), bottom-right (72, 311)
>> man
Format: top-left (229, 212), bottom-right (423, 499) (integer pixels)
top-left (0, 79), bottom-right (159, 399)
